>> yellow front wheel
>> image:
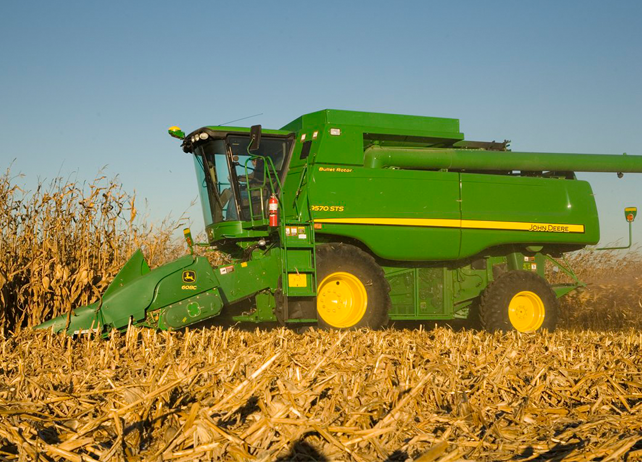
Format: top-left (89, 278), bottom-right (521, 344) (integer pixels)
top-left (479, 271), bottom-right (558, 333)
top-left (317, 272), bottom-right (368, 328)
top-left (315, 243), bottom-right (390, 330)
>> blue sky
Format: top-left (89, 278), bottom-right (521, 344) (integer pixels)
top-left (1, 1), bottom-right (641, 246)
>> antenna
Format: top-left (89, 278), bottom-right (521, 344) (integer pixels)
top-left (218, 113), bottom-right (264, 126)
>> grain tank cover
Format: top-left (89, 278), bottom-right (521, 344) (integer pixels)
top-left (285, 109), bottom-right (461, 137)
top-left (283, 109), bottom-right (464, 142)
top-left (282, 109), bottom-right (465, 167)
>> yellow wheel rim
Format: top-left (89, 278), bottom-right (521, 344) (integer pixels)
top-left (317, 272), bottom-right (367, 328)
top-left (508, 290), bottom-right (546, 332)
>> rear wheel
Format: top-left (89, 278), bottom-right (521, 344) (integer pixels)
top-left (479, 270), bottom-right (558, 333)
top-left (315, 243), bottom-right (390, 330)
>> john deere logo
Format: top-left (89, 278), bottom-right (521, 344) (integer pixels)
top-left (182, 270), bottom-right (196, 283)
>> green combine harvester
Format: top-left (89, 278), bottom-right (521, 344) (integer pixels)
top-left (37, 110), bottom-right (642, 335)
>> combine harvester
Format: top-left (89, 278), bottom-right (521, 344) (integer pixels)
top-left (37, 110), bottom-right (641, 335)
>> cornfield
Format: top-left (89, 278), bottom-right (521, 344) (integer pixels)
top-left (0, 168), bottom-right (184, 332)
top-left (1, 171), bottom-right (642, 461)
top-left (555, 250), bottom-right (642, 330)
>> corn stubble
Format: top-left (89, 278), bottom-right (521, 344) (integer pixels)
top-left (1, 172), bottom-right (642, 461)
top-left (2, 328), bottom-right (642, 461)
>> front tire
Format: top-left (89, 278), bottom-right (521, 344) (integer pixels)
top-left (315, 243), bottom-right (390, 330)
top-left (479, 271), bottom-right (558, 333)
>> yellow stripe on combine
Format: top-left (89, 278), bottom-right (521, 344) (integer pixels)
top-left (314, 217), bottom-right (461, 228)
top-left (313, 217), bottom-right (585, 233)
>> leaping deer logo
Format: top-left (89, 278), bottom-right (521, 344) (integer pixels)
top-left (182, 271), bottom-right (196, 283)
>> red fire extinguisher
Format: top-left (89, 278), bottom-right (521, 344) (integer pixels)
top-left (268, 194), bottom-right (278, 227)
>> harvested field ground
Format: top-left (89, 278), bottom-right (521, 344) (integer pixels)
top-left (1, 327), bottom-right (642, 461)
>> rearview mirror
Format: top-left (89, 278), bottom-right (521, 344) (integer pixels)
top-left (249, 125), bottom-right (262, 152)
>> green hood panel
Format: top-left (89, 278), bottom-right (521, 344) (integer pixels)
top-left (35, 303), bottom-right (102, 335)
top-left (103, 249), bottom-right (150, 298)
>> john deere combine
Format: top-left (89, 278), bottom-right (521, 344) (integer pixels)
top-left (37, 110), bottom-right (642, 335)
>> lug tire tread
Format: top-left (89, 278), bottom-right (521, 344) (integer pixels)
top-left (316, 243), bottom-right (390, 330)
top-left (479, 270), bottom-right (558, 332)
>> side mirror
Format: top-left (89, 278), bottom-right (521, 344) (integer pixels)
top-left (249, 125), bottom-right (262, 152)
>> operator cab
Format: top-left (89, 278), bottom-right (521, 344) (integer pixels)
top-left (182, 126), bottom-right (294, 235)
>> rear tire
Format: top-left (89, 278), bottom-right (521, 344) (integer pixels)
top-left (315, 243), bottom-right (390, 330)
top-left (479, 270), bottom-right (558, 333)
